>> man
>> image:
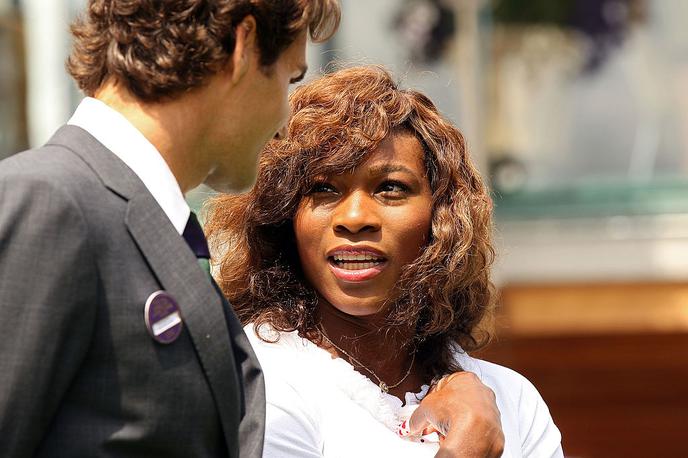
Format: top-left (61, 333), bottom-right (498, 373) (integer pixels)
top-left (0, 1), bottom-right (503, 457)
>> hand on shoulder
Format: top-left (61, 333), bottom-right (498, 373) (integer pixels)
top-left (409, 371), bottom-right (505, 458)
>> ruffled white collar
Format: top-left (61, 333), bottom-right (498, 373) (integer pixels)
top-left (256, 325), bottom-right (429, 431)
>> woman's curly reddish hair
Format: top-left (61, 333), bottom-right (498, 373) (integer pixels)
top-left (205, 66), bottom-right (496, 379)
top-left (67, 0), bottom-right (340, 101)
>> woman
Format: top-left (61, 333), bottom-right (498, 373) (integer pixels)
top-left (205, 66), bottom-right (562, 457)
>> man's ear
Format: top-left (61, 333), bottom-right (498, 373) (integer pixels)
top-left (230, 15), bottom-right (257, 85)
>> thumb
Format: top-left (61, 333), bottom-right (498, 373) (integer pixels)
top-left (403, 404), bottom-right (444, 437)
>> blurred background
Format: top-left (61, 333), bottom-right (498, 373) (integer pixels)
top-left (2, 0), bottom-right (687, 456)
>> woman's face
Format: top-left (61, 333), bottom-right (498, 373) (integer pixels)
top-left (293, 132), bottom-right (433, 316)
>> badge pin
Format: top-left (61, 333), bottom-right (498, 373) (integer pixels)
top-left (144, 290), bottom-right (183, 344)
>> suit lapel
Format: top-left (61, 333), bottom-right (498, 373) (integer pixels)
top-left (125, 194), bottom-right (242, 447)
top-left (48, 126), bottom-right (243, 453)
top-left (221, 292), bottom-right (266, 457)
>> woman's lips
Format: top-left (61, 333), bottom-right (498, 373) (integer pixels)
top-left (327, 257), bottom-right (387, 282)
top-left (326, 247), bottom-right (388, 282)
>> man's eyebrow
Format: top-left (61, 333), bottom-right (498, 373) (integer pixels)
top-left (290, 65), bottom-right (308, 84)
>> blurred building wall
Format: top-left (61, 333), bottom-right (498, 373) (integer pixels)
top-left (0, 0), bottom-right (27, 158)
top-left (21, 0), bottom-right (73, 147)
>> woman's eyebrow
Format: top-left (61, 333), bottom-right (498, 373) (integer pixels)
top-left (367, 163), bottom-right (416, 176)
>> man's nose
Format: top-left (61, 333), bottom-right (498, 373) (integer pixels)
top-left (274, 124), bottom-right (288, 140)
top-left (332, 192), bottom-right (381, 234)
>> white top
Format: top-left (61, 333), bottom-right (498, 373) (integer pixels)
top-left (68, 97), bottom-right (190, 234)
top-left (246, 324), bottom-right (564, 458)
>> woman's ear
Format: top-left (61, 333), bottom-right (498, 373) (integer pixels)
top-left (229, 15), bottom-right (257, 85)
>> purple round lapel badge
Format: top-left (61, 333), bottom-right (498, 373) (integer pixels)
top-left (144, 290), bottom-right (183, 344)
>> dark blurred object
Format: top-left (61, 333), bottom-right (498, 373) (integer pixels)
top-left (393, 0), bottom-right (456, 64)
top-left (0, 1), bottom-right (28, 158)
top-left (493, 0), bottom-right (573, 26)
top-left (570, 0), bottom-right (646, 72)
top-left (492, 0), bottom-right (646, 72)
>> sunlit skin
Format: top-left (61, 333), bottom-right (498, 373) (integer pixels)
top-left (202, 24), bottom-right (309, 192)
top-left (294, 132), bottom-right (433, 317)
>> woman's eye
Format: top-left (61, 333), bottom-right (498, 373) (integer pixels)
top-left (308, 182), bottom-right (338, 194)
top-left (377, 181), bottom-right (410, 196)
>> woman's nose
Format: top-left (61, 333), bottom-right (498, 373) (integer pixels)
top-left (332, 192), bottom-right (381, 234)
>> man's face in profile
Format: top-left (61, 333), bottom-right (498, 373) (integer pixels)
top-left (204, 30), bottom-right (308, 192)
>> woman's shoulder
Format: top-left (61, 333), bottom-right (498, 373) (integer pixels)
top-left (243, 322), bottom-right (328, 411)
top-left (453, 350), bottom-right (563, 457)
top-left (244, 322), bottom-right (300, 348)
top-left (243, 322), bottom-right (335, 386)
top-left (453, 351), bottom-right (533, 393)
top-left (243, 323), bottom-right (313, 367)
top-left (452, 350), bottom-right (547, 414)
top-left (243, 324), bottom-right (327, 455)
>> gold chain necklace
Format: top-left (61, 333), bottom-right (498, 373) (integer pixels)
top-left (318, 326), bottom-right (416, 393)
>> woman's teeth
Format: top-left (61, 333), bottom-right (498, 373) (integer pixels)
top-left (333, 253), bottom-right (383, 261)
top-left (332, 253), bottom-right (385, 270)
top-left (334, 261), bottom-right (382, 270)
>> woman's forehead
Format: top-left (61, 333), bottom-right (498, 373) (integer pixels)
top-left (305, 132), bottom-right (425, 178)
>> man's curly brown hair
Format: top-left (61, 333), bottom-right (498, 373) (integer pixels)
top-left (205, 66), bottom-right (496, 380)
top-left (67, 0), bottom-right (340, 101)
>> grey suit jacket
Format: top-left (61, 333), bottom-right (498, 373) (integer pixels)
top-left (0, 126), bottom-right (265, 457)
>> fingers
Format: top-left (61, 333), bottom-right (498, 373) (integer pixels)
top-left (438, 429), bottom-right (505, 458)
top-left (407, 401), bottom-right (449, 438)
top-left (398, 419), bottom-right (412, 438)
top-left (398, 418), bottom-right (438, 438)
top-left (407, 373), bottom-right (461, 436)
top-left (436, 420), bottom-right (505, 458)
top-left (406, 404), bottom-right (429, 437)
top-left (410, 371), bottom-right (504, 458)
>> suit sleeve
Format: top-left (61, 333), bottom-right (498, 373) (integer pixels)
top-left (0, 167), bottom-right (98, 456)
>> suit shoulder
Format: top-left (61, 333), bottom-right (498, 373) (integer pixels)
top-left (0, 143), bottom-right (101, 193)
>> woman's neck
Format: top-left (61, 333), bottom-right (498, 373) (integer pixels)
top-left (316, 299), bottom-right (423, 401)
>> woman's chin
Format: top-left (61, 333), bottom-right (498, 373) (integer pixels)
top-left (326, 297), bottom-right (388, 317)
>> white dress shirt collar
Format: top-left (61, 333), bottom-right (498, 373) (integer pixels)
top-left (68, 97), bottom-right (190, 234)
